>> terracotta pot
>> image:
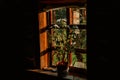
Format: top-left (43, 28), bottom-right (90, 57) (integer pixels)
top-left (57, 61), bottom-right (69, 77)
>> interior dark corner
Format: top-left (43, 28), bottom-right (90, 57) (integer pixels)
top-left (22, 0), bottom-right (87, 80)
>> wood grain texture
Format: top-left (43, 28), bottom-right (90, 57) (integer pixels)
top-left (38, 12), bottom-right (48, 69)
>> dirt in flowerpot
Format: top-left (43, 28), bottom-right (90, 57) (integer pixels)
top-left (57, 60), bottom-right (69, 77)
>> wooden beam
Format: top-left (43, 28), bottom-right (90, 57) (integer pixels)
top-left (38, 0), bottom-right (86, 13)
top-left (69, 25), bottom-right (86, 29)
top-left (39, 0), bottom-right (86, 4)
top-left (38, 12), bottom-right (48, 69)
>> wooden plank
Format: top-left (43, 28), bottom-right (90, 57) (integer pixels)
top-left (38, 12), bottom-right (48, 69)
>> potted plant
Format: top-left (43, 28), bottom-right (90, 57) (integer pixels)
top-left (48, 19), bottom-right (79, 77)
top-left (51, 19), bottom-right (69, 77)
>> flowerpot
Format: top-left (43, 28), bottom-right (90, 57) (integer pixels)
top-left (57, 61), bottom-right (69, 77)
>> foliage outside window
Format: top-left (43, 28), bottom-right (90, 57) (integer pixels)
top-left (47, 7), bottom-right (87, 69)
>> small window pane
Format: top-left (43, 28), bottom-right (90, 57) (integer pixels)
top-left (72, 52), bottom-right (87, 69)
top-left (72, 8), bottom-right (87, 25)
top-left (52, 7), bottom-right (67, 24)
top-left (68, 27), bottom-right (87, 49)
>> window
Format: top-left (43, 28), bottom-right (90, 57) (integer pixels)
top-left (47, 6), bottom-right (87, 69)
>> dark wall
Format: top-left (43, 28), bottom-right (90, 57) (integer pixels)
top-left (88, 1), bottom-right (120, 80)
top-left (1, 0), bottom-right (39, 79)
top-left (21, 0), bottom-right (39, 69)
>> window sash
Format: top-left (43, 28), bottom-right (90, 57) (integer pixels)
top-left (47, 7), bottom-right (86, 68)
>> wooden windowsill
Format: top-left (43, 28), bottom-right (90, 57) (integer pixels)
top-left (27, 69), bottom-right (86, 80)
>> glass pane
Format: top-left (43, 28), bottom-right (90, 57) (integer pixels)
top-left (78, 29), bottom-right (87, 49)
top-left (72, 7), bottom-right (87, 25)
top-left (52, 7), bottom-right (67, 24)
top-left (73, 9), bottom-right (80, 24)
top-left (51, 29), bottom-right (68, 65)
top-left (68, 26), bottom-right (87, 49)
top-left (68, 26), bottom-right (87, 69)
top-left (72, 52), bottom-right (87, 69)
top-left (80, 8), bottom-right (87, 25)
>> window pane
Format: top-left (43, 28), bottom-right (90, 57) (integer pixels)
top-left (68, 26), bottom-right (87, 68)
top-left (73, 8), bottom-right (80, 24)
top-left (68, 26), bottom-right (87, 49)
top-left (72, 52), bottom-right (87, 69)
top-left (51, 29), bottom-right (68, 65)
top-left (52, 7), bottom-right (67, 24)
top-left (72, 8), bottom-right (87, 25)
top-left (48, 7), bottom-right (68, 66)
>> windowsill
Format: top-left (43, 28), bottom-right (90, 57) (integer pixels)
top-left (27, 69), bottom-right (86, 80)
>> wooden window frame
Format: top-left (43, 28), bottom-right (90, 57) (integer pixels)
top-left (46, 7), bottom-right (86, 67)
